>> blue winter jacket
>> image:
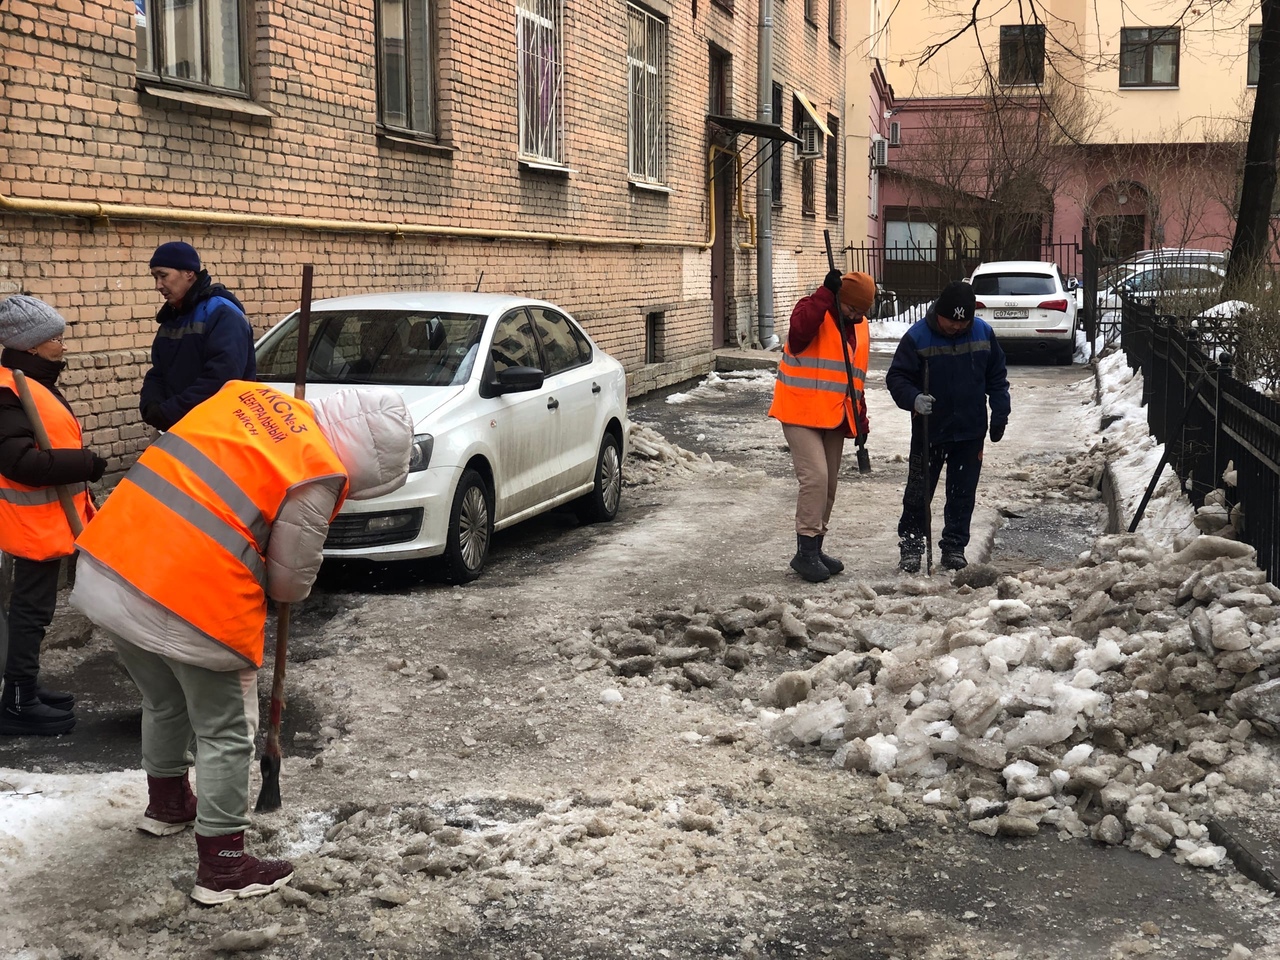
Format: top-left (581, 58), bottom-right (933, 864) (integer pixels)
top-left (885, 310), bottom-right (1011, 445)
top-left (140, 272), bottom-right (256, 431)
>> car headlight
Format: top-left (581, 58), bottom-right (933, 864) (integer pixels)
top-left (408, 433), bottom-right (434, 473)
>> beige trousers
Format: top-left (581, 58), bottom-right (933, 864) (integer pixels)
top-left (782, 423), bottom-right (846, 537)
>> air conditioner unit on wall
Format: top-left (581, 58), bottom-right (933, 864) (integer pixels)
top-left (796, 123), bottom-right (823, 160)
top-left (889, 121), bottom-right (901, 146)
top-left (871, 136), bottom-right (889, 169)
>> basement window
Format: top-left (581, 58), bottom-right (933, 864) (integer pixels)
top-left (645, 311), bottom-right (665, 363)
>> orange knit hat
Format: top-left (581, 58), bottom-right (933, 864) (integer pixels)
top-left (839, 272), bottom-right (876, 313)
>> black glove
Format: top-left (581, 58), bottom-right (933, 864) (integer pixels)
top-left (89, 454), bottom-right (108, 482)
top-left (142, 402), bottom-right (164, 429)
top-left (823, 269), bottom-right (844, 296)
top-left (989, 420), bottom-right (1007, 443)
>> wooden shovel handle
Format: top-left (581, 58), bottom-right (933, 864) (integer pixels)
top-left (12, 369), bottom-right (84, 538)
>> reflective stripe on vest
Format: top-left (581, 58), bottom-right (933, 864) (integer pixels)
top-left (768, 312), bottom-right (870, 430)
top-left (0, 368), bottom-right (91, 561)
top-left (75, 380), bottom-right (349, 667)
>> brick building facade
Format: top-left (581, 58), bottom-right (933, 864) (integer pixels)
top-left (1, 0), bottom-right (844, 474)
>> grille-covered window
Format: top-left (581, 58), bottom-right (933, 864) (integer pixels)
top-left (518, 0), bottom-right (563, 162)
top-left (627, 5), bottom-right (667, 184)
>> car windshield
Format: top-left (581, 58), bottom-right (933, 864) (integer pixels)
top-left (257, 309), bottom-right (487, 387)
top-left (971, 273), bottom-right (1057, 296)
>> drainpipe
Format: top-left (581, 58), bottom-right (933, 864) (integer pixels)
top-left (756, 0), bottom-right (779, 349)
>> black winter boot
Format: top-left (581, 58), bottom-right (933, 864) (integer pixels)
top-left (898, 547), bottom-right (922, 574)
top-left (813, 535), bottom-right (844, 574)
top-left (941, 551), bottom-right (968, 570)
top-left (36, 684), bottom-right (74, 710)
top-left (0, 680), bottom-right (75, 736)
top-left (790, 535), bottom-right (831, 583)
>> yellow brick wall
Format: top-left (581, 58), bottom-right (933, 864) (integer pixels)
top-left (1, 0), bottom-right (844, 469)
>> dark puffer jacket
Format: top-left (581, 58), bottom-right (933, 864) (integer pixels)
top-left (885, 309), bottom-right (1011, 445)
top-left (139, 272), bottom-right (256, 430)
top-left (0, 349), bottom-right (103, 488)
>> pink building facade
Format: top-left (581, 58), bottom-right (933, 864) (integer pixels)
top-left (873, 91), bottom-right (1241, 265)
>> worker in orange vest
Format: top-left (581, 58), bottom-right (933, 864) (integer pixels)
top-left (0, 296), bottom-right (107, 736)
top-left (768, 269), bottom-right (875, 583)
top-left (70, 380), bottom-right (413, 904)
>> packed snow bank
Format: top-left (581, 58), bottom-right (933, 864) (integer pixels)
top-left (1092, 351), bottom-right (1198, 545)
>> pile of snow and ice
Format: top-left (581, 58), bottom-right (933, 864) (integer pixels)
top-left (624, 422), bottom-right (733, 486)
top-left (570, 530), bottom-right (1280, 870)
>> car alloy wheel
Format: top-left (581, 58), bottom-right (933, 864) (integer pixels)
top-left (458, 485), bottom-right (490, 569)
top-left (443, 468), bottom-right (493, 583)
top-left (574, 432), bottom-right (623, 524)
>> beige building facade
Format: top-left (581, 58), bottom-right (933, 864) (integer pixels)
top-left (1, 0), bottom-right (845, 470)
top-left (844, 0), bottom-right (1261, 261)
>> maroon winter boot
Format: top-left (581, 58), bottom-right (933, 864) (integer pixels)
top-left (139, 773), bottom-right (198, 837)
top-left (192, 832), bottom-right (294, 905)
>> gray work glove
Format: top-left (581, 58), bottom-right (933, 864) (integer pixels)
top-left (913, 393), bottom-right (935, 416)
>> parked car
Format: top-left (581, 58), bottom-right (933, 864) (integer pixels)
top-left (967, 260), bottom-right (1079, 364)
top-left (255, 292), bottom-right (629, 582)
top-left (1099, 248), bottom-right (1228, 290)
top-left (1097, 262), bottom-right (1227, 323)
top-left (867, 284), bottom-right (901, 320)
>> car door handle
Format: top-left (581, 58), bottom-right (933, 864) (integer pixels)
top-left (547, 397), bottom-right (559, 410)
top-left (591, 382), bottom-right (601, 394)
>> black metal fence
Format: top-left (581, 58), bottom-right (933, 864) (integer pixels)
top-left (844, 238), bottom-right (1084, 319)
top-left (1121, 297), bottom-right (1280, 582)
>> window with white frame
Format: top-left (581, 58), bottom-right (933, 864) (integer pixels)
top-left (135, 0), bottom-right (246, 93)
top-left (517, 0), bottom-right (563, 163)
top-left (628, 4), bottom-right (667, 184)
top-left (378, 0), bottom-right (434, 134)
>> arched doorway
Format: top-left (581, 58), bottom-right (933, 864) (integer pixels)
top-left (1088, 181), bottom-right (1150, 260)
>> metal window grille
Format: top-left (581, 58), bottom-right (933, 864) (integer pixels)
top-left (628, 5), bottom-right (666, 183)
top-left (518, 0), bottom-right (563, 162)
top-left (794, 97), bottom-right (815, 214)
top-left (135, 0), bottom-right (246, 94)
top-left (378, 0), bottom-right (435, 134)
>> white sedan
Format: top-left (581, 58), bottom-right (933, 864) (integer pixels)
top-left (968, 260), bottom-right (1080, 365)
top-left (255, 292), bottom-right (629, 582)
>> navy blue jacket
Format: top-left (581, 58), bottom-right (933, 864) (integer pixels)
top-left (140, 272), bottom-right (256, 430)
top-left (886, 310), bottom-right (1011, 445)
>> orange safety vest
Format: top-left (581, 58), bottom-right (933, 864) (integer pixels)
top-left (76, 381), bottom-right (350, 668)
top-left (0, 368), bottom-right (93, 561)
top-left (768, 310), bottom-right (869, 434)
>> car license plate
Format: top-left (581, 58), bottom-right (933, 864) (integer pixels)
top-left (992, 309), bottom-right (1029, 319)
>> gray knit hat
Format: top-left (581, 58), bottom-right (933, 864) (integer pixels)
top-left (0, 295), bottom-right (67, 350)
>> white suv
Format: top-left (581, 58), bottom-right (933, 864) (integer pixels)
top-left (968, 261), bottom-right (1079, 365)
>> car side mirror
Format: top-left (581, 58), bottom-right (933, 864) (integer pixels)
top-left (1066, 277), bottom-right (1080, 291)
top-left (493, 365), bottom-right (545, 395)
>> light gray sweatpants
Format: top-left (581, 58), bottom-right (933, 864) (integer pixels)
top-left (782, 422), bottom-right (847, 537)
top-left (112, 634), bottom-right (259, 837)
